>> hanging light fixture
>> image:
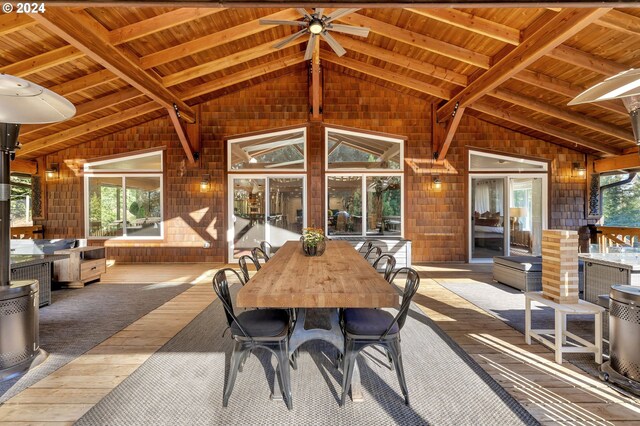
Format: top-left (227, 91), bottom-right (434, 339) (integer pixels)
top-left (569, 68), bottom-right (640, 151)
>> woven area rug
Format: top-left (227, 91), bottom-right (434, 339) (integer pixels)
top-left (77, 286), bottom-right (538, 425)
top-left (441, 280), bottom-right (601, 376)
top-left (0, 282), bottom-right (191, 402)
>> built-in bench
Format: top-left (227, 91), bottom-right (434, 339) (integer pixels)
top-left (328, 237), bottom-right (411, 268)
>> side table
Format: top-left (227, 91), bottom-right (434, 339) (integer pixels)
top-left (525, 291), bottom-right (604, 364)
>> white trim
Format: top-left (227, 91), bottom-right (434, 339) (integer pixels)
top-left (325, 127), bottom-right (404, 172)
top-left (84, 173), bottom-right (164, 241)
top-left (325, 172), bottom-right (404, 238)
top-left (227, 174), bottom-right (307, 261)
top-left (468, 173), bottom-right (548, 263)
top-left (469, 149), bottom-right (548, 173)
top-left (227, 127), bottom-right (307, 172)
top-left (84, 149), bottom-right (163, 173)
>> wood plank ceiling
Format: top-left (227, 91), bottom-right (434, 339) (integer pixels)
top-left (2, 5), bottom-right (640, 160)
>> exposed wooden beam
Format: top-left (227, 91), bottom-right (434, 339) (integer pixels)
top-left (162, 36), bottom-right (307, 87)
top-left (311, 40), bottom-right (322, 121)
top-left (18, 101), bottom-right (161, 157)
top-left (0, 46), bottom-right (84, 77)
top-left (167, 107), bottom-right (196, 164)
top-left (30, 8), bottom-right (196, 123)
top-left (596, 9), bottom-right (640, 37)
top-left (490, 88), bottom-right (634, 142)
top-left (49, 69), bottom-right (119, 97)
top-left (437, 8), bottom-right (611, 122)
top-left (108, 8), bottom-right (225, 45)
top-left (323, 55), bottom-right (451, 100)
top-left (181, 53), bottom-right (306, 100)
top-left (20, 88), bottom-right (144, 137)
top-left (0, 13), bottom-right (35, 36)
top-left (594, 152), bottom-right (640, 173)
top-left (437, 107), bottom-right (466, 161)
top-left (471, 101), bottom-right (621, 156)
top-left (548, 44), bottom-right (627, 76)
top-left (332, 34), bottom-right (467, 87)
top-left (338, 13), bottom-right (491, 69)
top-left (406, 8), bottom-right (521, 45)
top-left (10, 159), bottom-right (38, 175)
top-left (139, 8), bottom-right (300, 70)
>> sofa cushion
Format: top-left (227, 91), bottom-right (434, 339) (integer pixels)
top-left (494, 255), bottom-right (542, 272)
top-left (40, 239), bottom-right (77, 254)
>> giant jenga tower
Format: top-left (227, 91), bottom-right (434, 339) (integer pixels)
top-left (541, 229), bottom-right (579, 304)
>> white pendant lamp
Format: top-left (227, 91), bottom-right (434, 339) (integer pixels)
top-left (569, 69), bottom-right (640, 148)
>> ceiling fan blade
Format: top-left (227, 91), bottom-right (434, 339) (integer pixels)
top-left (325, 8), bottom-right (360, 24)
top-left (327, 24), bottom-right (370, 37)
top-left (304, 34), bottom-right (318, 61)
top-left (259, 19), bottom-right (306, 27)
top-left (273, 29), bottom-right (308, 50)
top-left (296, 8), bottom-right (312, 19)
top-left (314, 8), bottom-right (324, 17)
top-left (320, 31), bottom-right (347, 57)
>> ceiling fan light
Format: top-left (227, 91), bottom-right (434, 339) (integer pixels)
top-left (309, 19), bottom-right (323, 35)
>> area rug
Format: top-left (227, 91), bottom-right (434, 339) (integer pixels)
top-left (77, 287), bottom-right (539, 425)
top-left (0, 282), bottom-right (191, 402)
top-left (440, 280), bottom-right (601, 376)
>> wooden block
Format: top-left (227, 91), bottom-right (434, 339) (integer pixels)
top-left (541, 229), bottom-right (579, 304)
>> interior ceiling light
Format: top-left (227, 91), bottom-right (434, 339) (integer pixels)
top-left (569, 68), bottom-right (640, 150)
top-left (308, 18), bottom-right (324, 35)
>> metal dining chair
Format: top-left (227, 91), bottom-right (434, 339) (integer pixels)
top-left (251, 246), bottom-right (270, 264)
top-left (358, 241), bottom-right (373, 257)
top-left (238, 254), bottom-right (260, 283)
top-left (363, 246), bottom-right (382, 264)
top-left (260, 241), bottom-right (275, 258)
top-left (212, 268), bottom-right (293, 410)
top-left (372, 254), bottom-right (397, 283)
top-left (340, 267), bottom-right (420, 406)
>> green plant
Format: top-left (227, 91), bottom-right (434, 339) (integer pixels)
top-left (302, 227), bottom-right (325, 247)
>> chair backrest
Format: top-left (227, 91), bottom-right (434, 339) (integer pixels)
top-left (372, 254), bottom-right (397, 283)
top-left (238, 255), bottom-right (259, 283)
top-left (251, 247), bottom-right (270, 264)
top-left (381, 267), bottom-right (420, 339)
top-left (212, 268), bottom-right (251, 338)
top-left (260, 241), bottom-right (274, 257)
top-left (364, 246), bottom-right (382, 263)
top-left (358, 241), bottom-right (373, 256)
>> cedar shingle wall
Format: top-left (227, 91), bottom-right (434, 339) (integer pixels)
top-left (36, 69), bottom-right (586, 263)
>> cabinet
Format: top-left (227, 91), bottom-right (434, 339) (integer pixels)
top-left (53, 246), bottom-right (106, 288)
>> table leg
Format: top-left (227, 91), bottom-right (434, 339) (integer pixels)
top-left (595, 312), bottom-right (603, 364)
top-left (525, 295), bottom-right (531, 345)
top-left (555, 310), bottom-right (563, 364)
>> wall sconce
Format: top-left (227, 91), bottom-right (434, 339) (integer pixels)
top-left (45, 163), bottom-right (59, 180)
top-left (572, 162), bottom-right (586, 178)
top-left (433, 176), bottom-right (442, 191)
top-left (200, 174), bottom-right (211, 192)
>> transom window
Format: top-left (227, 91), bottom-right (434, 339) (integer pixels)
top-left (325, 127), bottom-right (404, 237)
top-left (84, 150), bottom-right (163, 239)
top-left (227, 128), bottom-right (306, 171)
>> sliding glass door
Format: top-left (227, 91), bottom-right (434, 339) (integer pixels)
top-left (471, 178), bottom-right (506, 259)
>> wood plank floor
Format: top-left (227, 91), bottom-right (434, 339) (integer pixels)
top-left (0, 262), bottom-right (639, 424)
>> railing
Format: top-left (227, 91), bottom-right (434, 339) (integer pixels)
top-left (597, 226), bottom-right (640, 248)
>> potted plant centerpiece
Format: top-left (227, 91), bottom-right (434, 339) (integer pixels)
top-left (302, 227), bottom-right (326, 256)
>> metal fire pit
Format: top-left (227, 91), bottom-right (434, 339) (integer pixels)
top-left (0, 280), bottom-right (46, 381)
top-left (600, 285), bottom-right (640, 396)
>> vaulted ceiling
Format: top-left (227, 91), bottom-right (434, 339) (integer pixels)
top-left (2, 5), bottom-right (640, 161)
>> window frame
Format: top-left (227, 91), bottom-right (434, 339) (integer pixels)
top-left (227, 127), bottom-right (307, 172)
top-left (325, 126), bottom-right (405, 172)
top-left (84, 150), bottom-right (164, 240)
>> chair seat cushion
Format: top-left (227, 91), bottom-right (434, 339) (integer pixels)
top-left (344, 308), bottom-right (399, 336)
top-left (231, 309), bottom-right (289, 337)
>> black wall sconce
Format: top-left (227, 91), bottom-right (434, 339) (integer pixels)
top-left (572, 162), bottom-right (586, 178)
top-left (45, 163), bottom-right (59, 180)
top-left (433, 176), bottom-right (442, 191)
top-left (200, 174), bottom-right (211, 192)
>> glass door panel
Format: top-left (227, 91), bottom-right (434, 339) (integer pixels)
top-left (267, 178), bottom-right (304, 251)
top-left (327, 176), bottom-right (362, 236)
top-left (472, 178), bottom-right (506, 259)
top-left (509, 177), bottom-right (543, 256)
top-left (232, 178), bottom-right (265, 258)
top-left (365, 176), bottom-right (401, 236)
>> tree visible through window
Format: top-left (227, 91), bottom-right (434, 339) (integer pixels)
top-left (10, 175), bottom-right (32, 226)
top-left (601, 174), bottom-right (640, 227)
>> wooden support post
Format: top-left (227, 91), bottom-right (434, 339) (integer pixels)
top-left (310, 41), bottom-right (322, 121)
top-left (167, 106), bottom-right (196, 165)
top-left (432, 103), bottom-right (465, 161)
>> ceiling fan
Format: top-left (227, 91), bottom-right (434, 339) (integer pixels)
top-left (260, 8), bottom-right (370, 61)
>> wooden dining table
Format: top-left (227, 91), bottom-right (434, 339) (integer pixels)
top-left (236, 239), bottom-right (399, 401)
